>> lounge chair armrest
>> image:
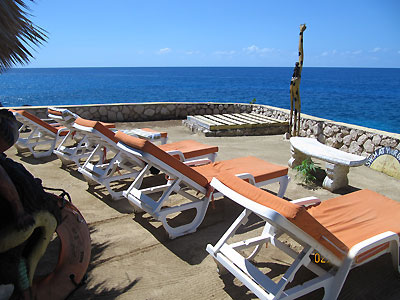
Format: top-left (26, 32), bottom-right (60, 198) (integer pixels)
top-left (348, 231), bottom-right (399, 260)
top-left (57, 127), bottom-right (69, 132)
top-left (235, 173), bottom-right (256, 185)
top-left (291, 197), bottom-right (321, 207)
top-left (184, 158), bottom-right (212, 167)
top-left (165, 150), bottom-right (185, 161)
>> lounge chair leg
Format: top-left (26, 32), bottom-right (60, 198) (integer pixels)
top-left (213, 258), bottom-right (228, 276)
top-left (277, 175), bottom-right (290, 198)
top-left (58, 156), bottom-right (72, 167)
top-left (159, 199), bottom-right (210, 239)
top-left (246, 223), bottom-right (276, 261)
top-left (389, 240), bottom-right (400, 274)
top-left (323, 257), bottom-right (352, 300)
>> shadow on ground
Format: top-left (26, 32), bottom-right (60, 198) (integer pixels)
top-left (69, 226), bottom-right (140, 299)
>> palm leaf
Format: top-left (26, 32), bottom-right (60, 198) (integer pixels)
top-left (0, 0), bottom-right (47, 73)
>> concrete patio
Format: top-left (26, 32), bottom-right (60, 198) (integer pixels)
top-left (5, 119), bottom-right (400, 300)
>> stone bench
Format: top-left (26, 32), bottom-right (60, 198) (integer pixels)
top-left (288, 137), bottom-right (368, 191)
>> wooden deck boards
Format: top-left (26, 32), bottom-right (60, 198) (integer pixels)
top-left (186, 113), bottom-right (288, 131)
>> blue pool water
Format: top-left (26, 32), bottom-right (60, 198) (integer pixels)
top-left (0, 67), bottom-right (399, 133)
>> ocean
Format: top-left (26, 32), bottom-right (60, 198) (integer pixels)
top-left (0, 67), bottom-right (399, 134)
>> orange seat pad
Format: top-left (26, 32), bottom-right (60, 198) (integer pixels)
top-left (75, 118), bottom-right (118, 143)
top-left (141, 128), bottom-right (168, 138)
top-left (307, 190), bottom-right (400, 250)
top-left (99, 122), bottom-right (115, 129)
top-left (75, 121), bottom-right (216, 163)
top-left (47, 108), bottom-right (63, 116)
top-left (215, 173), bottom-right (400, 261)
top-left (159, 140), bottom-right (218, 160)
top-left (194, 156), bottom-right (288, 184)
top-left (115, 131), bottom-right (209, 188)
top-left (115, 131), bottom-right (287, 192)
top-left (15, 110), bottom-right (68, 136)
top-left (215, 172), bottom-right (348, 260)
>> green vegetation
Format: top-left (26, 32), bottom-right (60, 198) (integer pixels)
top-left (249, 98), bottom-right (256, 104)
top-left (294, 158), bottom-right (324, 185)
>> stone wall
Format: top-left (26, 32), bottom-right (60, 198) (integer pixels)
top-left (8, 102), bottom-right (250, 122)
top-left (250, 104), bottom-right (400, 157)
top-left (5, 102), bottom-right (400, 157)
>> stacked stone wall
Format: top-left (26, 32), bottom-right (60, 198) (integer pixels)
top-left (250, 104), bottom-right (400, 156)
top-left (5, 102), bottom-right (399, 156)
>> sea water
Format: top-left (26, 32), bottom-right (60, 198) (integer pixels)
top-left (0, 67), bottom-right (399, 133)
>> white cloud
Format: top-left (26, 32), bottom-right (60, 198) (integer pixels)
top-left (213, 50), bottom-right (236, 55)
top-left (352, 50), bottom-right (362, 55)
top-left (245, 45), bottom-right (259, 53)
top-left (320, 50), bottom-right (338, 57)
top-left (371, 47), bottom-right (382, 53)
top-left (185, 50), bottom-right (200, 55)
top-left (244, 45), bottom-right (274, 54)
top-left (158, 48), bottom-right (171, 54)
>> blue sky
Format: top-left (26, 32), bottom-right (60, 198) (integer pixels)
top-left (25, 0), bottom-right (400, 68)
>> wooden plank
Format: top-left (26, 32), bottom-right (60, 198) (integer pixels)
top-left (228, 114), bottom-right (274, 126)
top-left (230, 113), bottom-right (266, 125)
top-left (223, 114), bottom-right (260, 125)
top-left (240, 113), bottom-right (289, 127)
top-left (213, 114), bottom-right (249, 126)
top-left (243, 113), bottom-right (277, 123)
top-left (186, 113), bottom-right (289, 132)
top-left (193, 115), bottom-right (225, 126)
top-left (241, 113), bottom-right (289, 127)
top-left (206, 114), bottom-right (243, 126)
top-left (189, 115), bottom-right (237, 130)
top-left (226, 113), bottom-right (285, 128)
top-left (247, 113), bottom-right (287, 124)
top-left (221, 114), bottom-right (267, 129)
top-left (187, 115), bottom-right (222, 130)
top-left (204, 115), bottom-right (250, 129)
top-left (217, 114), bottom-right (248, 125)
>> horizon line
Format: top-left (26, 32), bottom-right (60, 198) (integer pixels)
top-left (13, 65), bottom-right (400, 70)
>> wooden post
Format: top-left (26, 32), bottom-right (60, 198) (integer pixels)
top-left (289, 24), bottom-right (306, 137)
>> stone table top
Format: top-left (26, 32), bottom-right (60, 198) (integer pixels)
top-left (290, 137), bottom-right (368, 167)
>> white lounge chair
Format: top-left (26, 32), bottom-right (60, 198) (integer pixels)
top-left (74, 119), bottom-right (219, 200)
top-left (206, 173), bottom-right (400, 300)
top-left (114, 131), bottom-right (290, 239)
top-left (48, 107), bottom-right (116, 167)
top-left (48, 107), bottom-right (168, 167)
top-left (12, 110), bottom-right (69, 158)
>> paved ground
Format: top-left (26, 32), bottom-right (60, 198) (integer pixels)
top-left (5, 120), bottom-right (400, 300)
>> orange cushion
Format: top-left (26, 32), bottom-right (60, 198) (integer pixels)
top-left (159, 140), bottom-right (218, 160)
top-left (141, 128), bottom-right (168, 138)
top-left (193, 156), bottom-right (288, 184)
top-left (215, 173), bottom-right (348, 259)
top-left (74, 118), bottom-right (118, 143)
top-left (47, 108), bottom-right (63, 116)
top-left (215, 173), bottom-right (400, 261)
top-left (100, 122), bottom-right (116, 129)
top-left (114, 131), bottom-right (209, 188)
top-left (15, 110), bottom-right (68, 135)
top-left (307, 190), bottom-right (400, 250)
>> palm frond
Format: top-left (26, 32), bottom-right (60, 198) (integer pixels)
top-left (0, 0), bottom-right (47, 73)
